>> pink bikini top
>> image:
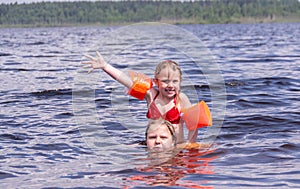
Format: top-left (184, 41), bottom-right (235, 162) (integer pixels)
top-left (146, 92), bottom-right (181, 124)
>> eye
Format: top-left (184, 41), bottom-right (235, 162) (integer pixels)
top-left (148, 136), bottom-right (156, 139)
top-left (160, 136), bottom-right (168, 139)
top-left (161, 80), bottom-right (169, 84)
top-left (173, 80), bottom-right (179, 84)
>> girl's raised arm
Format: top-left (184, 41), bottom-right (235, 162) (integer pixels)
top-left (82, 51), bottom-right (132, 89)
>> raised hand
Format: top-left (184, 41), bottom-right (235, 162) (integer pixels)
top-left (82, 51), bottom-right (107, 73)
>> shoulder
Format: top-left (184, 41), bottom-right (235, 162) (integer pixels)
top-left (179, 92), bottom-right (188, 100)
top-left (179, 92), bottom-right (189, 102)
top-left (178, 92), bottom-right (192, 108)
top-left (145, 88), bottom-right (158, 104)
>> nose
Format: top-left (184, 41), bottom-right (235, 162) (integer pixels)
top-left (167, 81), bottom-right (174, 87)
top-left (155, 137), bottom-right (161, 144)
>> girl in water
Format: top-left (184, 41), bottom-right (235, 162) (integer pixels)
top-left (83, 51), bottom-right (198, 143)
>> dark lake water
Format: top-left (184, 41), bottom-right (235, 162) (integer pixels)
top-left (0, 22), bottom-right (299, 188)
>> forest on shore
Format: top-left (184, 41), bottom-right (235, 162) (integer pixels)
top-left (1, 0), bottom-right (300, 27)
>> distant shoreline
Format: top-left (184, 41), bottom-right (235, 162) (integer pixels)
top-left (1, 1), bottom-right (300, 28)
top-left (1, 16), bottom-right (300, 29)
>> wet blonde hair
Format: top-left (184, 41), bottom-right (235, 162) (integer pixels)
top-left (146, 118), bottom-right (177, 145)
top-left (154, 60), bottom-right (182, 81)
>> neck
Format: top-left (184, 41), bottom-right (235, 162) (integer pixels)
top-left (158, 93), bottom-right (176, 105)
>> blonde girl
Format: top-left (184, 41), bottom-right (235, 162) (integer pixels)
top-left (83, 51), bottom-right (198, 143)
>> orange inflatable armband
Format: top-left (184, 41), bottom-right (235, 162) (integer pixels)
top-left (184, 142), bottom-right (212, 149)
top-left (181, 100), bottom-right (212, 130)
top-left (127, 71), bottom-right (153, 100)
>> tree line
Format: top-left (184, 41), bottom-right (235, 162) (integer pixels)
top-left (0, 0), bottom-right (300, 27)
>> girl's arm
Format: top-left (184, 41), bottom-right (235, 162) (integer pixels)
top-left (179, 93), bottom-right (198, 143)
top-left (82, 51), bottom-right (132, 88)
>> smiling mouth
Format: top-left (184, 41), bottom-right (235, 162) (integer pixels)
top-left (165, 88), bottom-right (175, 93)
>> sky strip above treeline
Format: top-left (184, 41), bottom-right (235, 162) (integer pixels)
top-left (1, 0), bottom-right (300, 27)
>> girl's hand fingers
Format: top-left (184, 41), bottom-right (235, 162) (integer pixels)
top-left (96, 51), bottom-right (103, 59)
top-left (81, 61), bottom-right (92, 65)
top-left (88, 68), bottom-right (94, 74)
top-left (82, 64), bottom-right (92, 69)
top-left (84, 54), bottom-right (96, 60)
top-left (96, 51), bottom-right (105, 63)
top-left (82, 52), bottom-right (106, 73)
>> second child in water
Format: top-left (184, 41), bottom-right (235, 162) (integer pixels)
top-left (83, 51), bottom-right (198, 143)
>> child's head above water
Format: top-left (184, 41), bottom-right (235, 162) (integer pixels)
top-left (146, 119), bottom-right (177, 151)
top-left (154, 60), bottom-right (182, 99)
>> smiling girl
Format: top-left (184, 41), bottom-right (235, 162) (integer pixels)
top-left (83, 51), bottom-right (198, 143)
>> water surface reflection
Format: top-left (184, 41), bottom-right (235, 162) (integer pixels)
top-left (123, 147), bottom-right (217, 188)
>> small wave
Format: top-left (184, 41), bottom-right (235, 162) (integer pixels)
top-left (221, 45), bottom-right (240, 49)
top-left (226, 80), bottom-right (245, 87)
top-left (218, 132), bottom-right (245, 141)
top-left (22, 55), bottom-right (57, 58)
top-left (35, 76), bottom-right (57, 80)
top-left (53, 112), bottom-right (74, 119)
top-left (279, 143), bottom-right (299, 151)
top-left (26, 41), bottom-right (45, 45)
top-left (236, 97), bottom-right (283, 107)
top-left (223, 114), bottom-right (290, 132)
top-left (47, 50), bottom-right (64, 54)
top-left (241, 77), bottom-right (299, 92)
top-left (60, 171), bottom-right (102, 179)
top-left (0, 68), bottom-right (37, 72)
top-left (0, 133), bottom-right (33, 141)
top-left (3, 62), bottom-right (22, 65)
top-left (95, 98), bottom-right (111, 104)
top-left (29, 143), bottom-right (72, 151)
top-left (227, 77), bottom-right (298, 89)
top-left (194, 84), bottom-right (210, 90)
top-left (62, 129), bottom-right (80, 135)
top-left (31, 89), bottom-right (72, 97)
top-left (0, 52), bottom-right (11, 57)
top-left (1, 68), bottom-right (67, 72)
top-left (0, 171), bottom-right (17, 179)
top-left (256, 76), bottom-right (297, 84)
top-left (231, 58), bottom-right (294, 63)
top-left (0, 99), bottom-right (22, 105)
top-left (245, 114), bottom-right (287, 123)
top-left (181, 84), bottom-right (210, 91)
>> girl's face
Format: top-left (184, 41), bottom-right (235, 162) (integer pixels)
top-left (155, 67), bottom-right (181, 98)
top-left (146, 124), bottom-right (174, 151)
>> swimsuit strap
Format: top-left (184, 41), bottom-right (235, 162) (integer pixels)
top-left (173, 94), bottom-right (177, 105)
top-left (153, 91), bottom-right (159, 101)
